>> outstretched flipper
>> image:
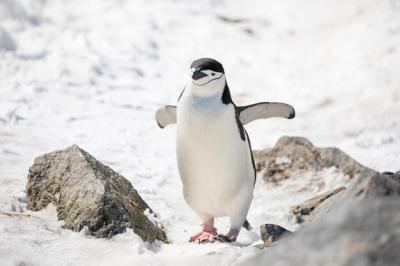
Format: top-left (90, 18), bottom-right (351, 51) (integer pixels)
top-left (155, 102), bottom-right (295, 128)
top-left (237, 102), bottom-right (295, 125)
top-left (155, 105), bottom-right (177, 128)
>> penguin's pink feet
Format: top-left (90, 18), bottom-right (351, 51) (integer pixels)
top-left (216, 228), bottom-right (240, 242)
top-left (189, 220), bottom-right (217, 243)
top-left (189, 230), bottom-right (217, 243)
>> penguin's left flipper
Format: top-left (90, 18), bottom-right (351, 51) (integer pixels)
top-left (155, 105), bottom-right (177, 128)
top-left (237, 102), bottom-right (295, 125)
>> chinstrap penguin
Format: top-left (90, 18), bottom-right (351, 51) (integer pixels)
top-left (156, 58), bottom-right (295, 243)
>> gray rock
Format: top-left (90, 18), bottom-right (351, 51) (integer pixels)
top-left (242, 139), bottom-right (400, 266)
top-left (26, 145), bottom-right (168, 243)
top-left (253, 136), bottom-right (378, 224)
top-left (248, 136), bottom-right (400, 265)
top-left (286, 152), bottom-right (400, 225)
top-left (253, 136), bottom-right (377, 184)
top-left (345, 171), bottom-right (400, 198)
top-left (290, 186), bottom-right (346, 223)
top-left (387, 171), bottom-right (400, 184)
top-left (240, 198), bottom-right (400, 266)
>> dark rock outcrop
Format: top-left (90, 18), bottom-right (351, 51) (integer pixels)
top-left (241, 136), bottom-right (400, 265)
top-left (26, 145), bottom-right (168, 243)
top-left (241, 198), bottom-right (400, 266)
top-left (291, 171), bottom-right (400, 225)
top-left (345, 171), bottom-right (400, 198)
top-left (253, 136), bottom-right (377, 184)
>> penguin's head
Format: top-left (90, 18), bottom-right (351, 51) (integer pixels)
top-left (189, 58), bottom-right (226, 95)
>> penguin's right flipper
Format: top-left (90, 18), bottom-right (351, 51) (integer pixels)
top-left (155, 105), bottom-right (177, 128)
top-left (238, 102), bottom-right (295, 125)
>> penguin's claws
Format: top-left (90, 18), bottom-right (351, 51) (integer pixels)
top-left (215, 229), bottom-right (239, 242)
top-left (215, 234), bottom-right (235, 243)
top-left (189, 231), bottom-right (217, 243)
top-left (198, 237), bottom-right (215, 244)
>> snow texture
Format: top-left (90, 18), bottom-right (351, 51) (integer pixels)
top-left (0, 0), bottom-right (399, 265)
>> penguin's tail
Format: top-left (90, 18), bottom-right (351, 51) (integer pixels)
top-left (242, 219), bottom-right (253, 231)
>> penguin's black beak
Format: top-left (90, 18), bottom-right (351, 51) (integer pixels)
top-left (192, 70), bottom-right (208, 80)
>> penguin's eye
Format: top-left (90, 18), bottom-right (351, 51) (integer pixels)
top-left (211, 72), bottom-right (216, 76)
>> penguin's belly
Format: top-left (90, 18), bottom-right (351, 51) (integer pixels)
top-left (176, 111), bottom-right (254, 217)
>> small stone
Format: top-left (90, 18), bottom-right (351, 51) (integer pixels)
top-left (260, 224), bottom-right (292, 244)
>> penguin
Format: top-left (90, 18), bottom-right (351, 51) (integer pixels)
top-left (155, 58), bottom-right (295, 243)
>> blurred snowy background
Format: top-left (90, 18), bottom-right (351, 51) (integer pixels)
top-left (0, 0), bottom-right (399, 265)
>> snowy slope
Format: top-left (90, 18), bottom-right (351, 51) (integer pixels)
top-left (0, 0), bottom-right (399, 265)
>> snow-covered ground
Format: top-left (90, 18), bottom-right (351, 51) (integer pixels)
top-left (1, 0), bottom-right (399, 265)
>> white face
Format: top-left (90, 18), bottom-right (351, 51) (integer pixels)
top-left (189, 68), bottom-right (226, 97)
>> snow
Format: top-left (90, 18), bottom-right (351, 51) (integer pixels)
top-left (0, 0), bottom-right (399, 265)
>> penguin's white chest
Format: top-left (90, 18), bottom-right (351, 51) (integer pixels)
top-left (176, 95), bottom-right (254, 217)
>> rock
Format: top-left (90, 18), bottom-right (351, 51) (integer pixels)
top-left (245, 136), bottom-right (400, 264)
top-left (240, 198), bottom-right (400, 266)
top-left (26, 145), bottom-right (168, 243)
top-left (387, 171), bottom-right (400, 183)
top-left (253, 136), bottom-right (379, 225)
top-left (258, 224), bottom-right (292, 248)
top-left (241, 156), bottom-right (400, 266)
top-left (288, 170), bottom-right (400, 224)
top-left (345, 171), bottom-right (400, 198)
top-left (290, 186), bottom-right (346, 223)
top-left (253, 136), bottom-right (377, 184)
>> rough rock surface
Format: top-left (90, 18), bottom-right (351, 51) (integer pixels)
top-left (290, 186), bottom-right (346, 223)
top-left (240, 198), bottom-right (400, 266)
top-left (292, 170), bottom-right (400, 224)
top-left (253, 136), bottom-right (377, 184)
top-left (345, 171), bottom-right (400, 198)
top-left (26, 145), bottom-right (168, 243)
top-left (241, 138), bottom-right (400, 266)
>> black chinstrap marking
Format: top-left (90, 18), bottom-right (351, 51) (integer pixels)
top-left (192, 73), bottom-right (224, 87)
